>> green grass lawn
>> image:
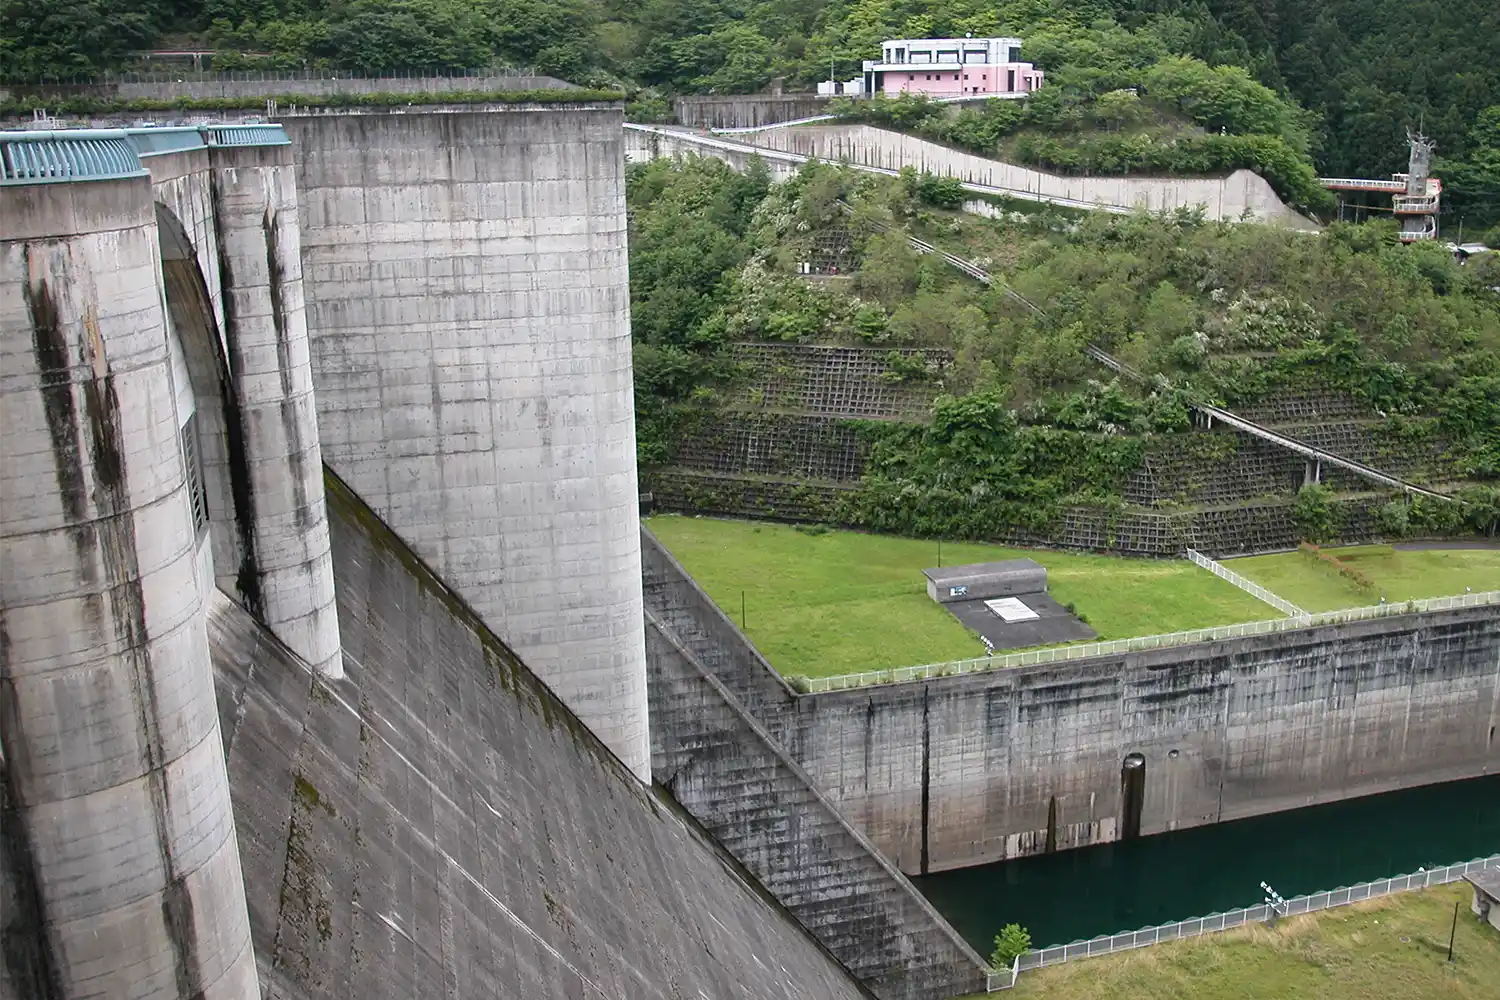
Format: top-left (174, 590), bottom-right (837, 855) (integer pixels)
top-left (1227, 546), bottom-right (1500, 613)
top-left (645, 516), bottom-right (1277, 678)
top-left (990, 883), bottom-right (1500, 1000)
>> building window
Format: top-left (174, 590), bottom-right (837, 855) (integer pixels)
top-left (182, 414), bottom-right (208, 536)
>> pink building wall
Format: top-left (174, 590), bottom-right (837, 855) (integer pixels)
top-left (881, 64), bottom-right (1043, 98)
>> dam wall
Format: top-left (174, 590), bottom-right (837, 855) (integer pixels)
top-left (1, 72), bottom-right (570, 103)
top-left (288, 106), bottom-right (652, 780)
top-left (209, 476), bottom-right (876, 1000)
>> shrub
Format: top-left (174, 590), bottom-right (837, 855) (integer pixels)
top-left (990, 923), bottom-right (1032, 969)
top-left (1293, 484), bottom-right (1344, 544)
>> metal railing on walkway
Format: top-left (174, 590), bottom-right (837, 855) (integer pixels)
top-left (800, 590), bottom-right (1500, 692)
top-left (1011, 853), bottom-right (1500, 975)
top-left (1185, 548), bottom-right (1307, 617)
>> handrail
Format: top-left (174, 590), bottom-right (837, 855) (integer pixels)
top-left (1320, 177), bottom-right (1408, 191)
top-left (1196, 403), bottom-right (1455, 501)
top-left (800, 590), bottom-right (1500, 692)
top-left (1185, 548), bottom-right (1307, 617)
top-left (1014, 853), bottom-right (1500, 975)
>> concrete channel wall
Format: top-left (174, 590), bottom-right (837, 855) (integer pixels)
top-left (646, 617), bottom-right (989, 1000)
top-left (286, 105), bottom-right (652, 781)
top-left (642, 534), bottom-right (1500, 875)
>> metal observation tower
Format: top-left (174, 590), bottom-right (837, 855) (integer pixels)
top-left (1322, 130), bottom-right (1442, 242)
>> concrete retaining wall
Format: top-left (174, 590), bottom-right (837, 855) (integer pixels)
top-left (746, 124), bottom-right (1318, 227)
top-left (624, 123), bottom-right (804, 180)
top-left (675, 94), bottom-right (832, 130)
top-left (797, 608), bottom-right (1500, 873)
top-left (290, 107), bottom-right (651, 780)
top-left (644, 533), bottom-right (1500, 874)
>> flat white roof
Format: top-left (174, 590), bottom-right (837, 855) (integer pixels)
top-left (882, 37), bottom-right (1023, 48)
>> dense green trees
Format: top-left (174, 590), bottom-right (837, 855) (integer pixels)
top-left (3, 0), bottom-right (1495, 221)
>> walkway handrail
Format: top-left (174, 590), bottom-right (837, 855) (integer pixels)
top-left (1185, 549), bottom-right (1307, 617)
top-left (1321, 177), bottom-right (1408, 192)
top-left (1197, 404), bottom-right (1456, 501)
top-left (1083, 344), bottom-right (1458, 503)
top-left (799, 590), bottom-right (1500, 692)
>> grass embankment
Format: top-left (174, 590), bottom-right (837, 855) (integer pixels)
top-left (1227, 545), bottom-right (1500, 613)
top-left (645, 515), bottom-right (1274, 678)
top-left (990, 883), bottom-right (1500, 1000)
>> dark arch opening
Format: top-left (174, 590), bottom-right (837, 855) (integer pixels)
top-left (1120, 752), bottom-right (1146, 841)
top-left (154, 202), bottom-right (262, 613)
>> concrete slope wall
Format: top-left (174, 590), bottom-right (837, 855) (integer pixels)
top-left (796, 608), bottom-right (1500, 874)
top-left (675, 94), bottom-right (832, 129)
top-left (2, 174), bottom-right (257, 1000)
top-left (646, 615), bottom-right (990, 1000)
top-left (210, 475), bottom-right (875, 1000)
top-left (747, 123), bottom-right (1317, 227)
top-left (290, 107), bottom-right (650, 779)
top-left (641, 527), bottom-right (798, 740)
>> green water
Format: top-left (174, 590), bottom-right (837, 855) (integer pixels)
top-left (914, 774), bottom-right (1500, 951)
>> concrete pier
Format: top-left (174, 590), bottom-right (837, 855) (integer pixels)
top-left (292, 106), bottom-right (652, 780)
top-left (1, 139), bottom-right (258, 999)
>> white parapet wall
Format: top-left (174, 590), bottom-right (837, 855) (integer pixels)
top-left (289, 106), bottom-right (652, 781)
top-left (744, 123), bottom-right (1319, 228)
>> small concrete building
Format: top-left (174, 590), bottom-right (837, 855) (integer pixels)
top-left (1465, 869), bottom-right (1500, 931)
top-left (924, 559), bottom-right (1047, 604)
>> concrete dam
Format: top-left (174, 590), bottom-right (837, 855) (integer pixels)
top-left (1, 101), bottom-right (1496, 1000)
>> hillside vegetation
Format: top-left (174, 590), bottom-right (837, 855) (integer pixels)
top-left (629, 156), bottom-right (1500, 542)
top-left (2, 0), bottom-right (1496, 219)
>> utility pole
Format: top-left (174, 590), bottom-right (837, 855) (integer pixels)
top-left (1447, 899), bottom-right (1459, 962)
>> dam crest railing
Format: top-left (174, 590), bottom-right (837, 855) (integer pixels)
top-left (801, 589), bottom-right (1500, 692)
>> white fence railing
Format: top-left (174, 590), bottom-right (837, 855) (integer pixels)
top-left (1006, 853), bottom-right (1500, 978)
top-left (1186, 548), bottom-right (1307, 617)
top-left (801, 590), bottom-right (1500, 692)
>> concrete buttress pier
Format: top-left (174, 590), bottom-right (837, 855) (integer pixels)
top-left (289, 107), bottom-right (651, 780)
top-left (0, 134), bottom-right (258, 999)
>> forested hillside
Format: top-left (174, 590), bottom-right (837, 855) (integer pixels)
top-left (628, 157), bottom-right (1500, 541)
top-left (2, 0), bottom-right (1495, 208)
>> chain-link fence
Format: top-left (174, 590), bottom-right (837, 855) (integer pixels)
top-left (1009, 853), bottom-right (1500, 977)
top-left (804, 589), bottom-right (1499, 692)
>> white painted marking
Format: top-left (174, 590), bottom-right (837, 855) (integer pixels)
top-left (984, 597), bottom-right (1040, 622)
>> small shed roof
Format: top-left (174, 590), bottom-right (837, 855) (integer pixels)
top-left (922, 559), bottom-right (1043, 586)
top-left (1463, 868), bottom-right (1500, 900)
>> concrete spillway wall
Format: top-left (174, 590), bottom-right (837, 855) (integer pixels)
top-left (643, 535), bottom-right (1500, 874)
top-left (210, 477), bottom-right (876, 1000)
top-left (289, 106), bottom-right (652, 781)
top-left (744, 123), bottom-right (1318, 227)
top-left (1, 170), bottom-right (258, 1000)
